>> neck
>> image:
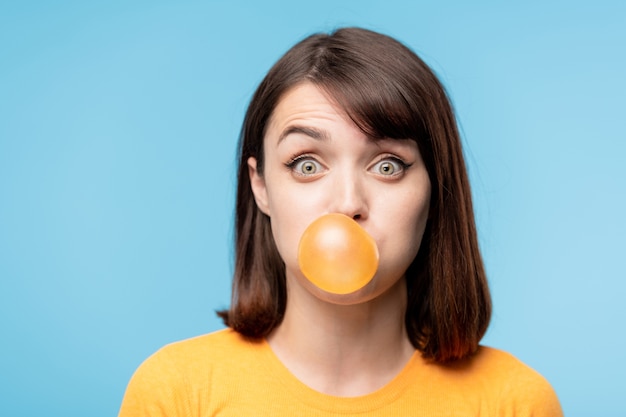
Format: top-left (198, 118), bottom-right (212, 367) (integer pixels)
top-left (267, 276), bottom-right (415, 397)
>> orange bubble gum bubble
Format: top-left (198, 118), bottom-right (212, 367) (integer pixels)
top-left (298, 213), bottom-right (379, 295)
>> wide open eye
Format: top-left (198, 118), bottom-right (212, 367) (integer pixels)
top-left (370, 157), bottom-right (409, 177)
top-left (298, 160), bottom-right (319, 174)
top-left (287, 156), bottom-right (324, 177)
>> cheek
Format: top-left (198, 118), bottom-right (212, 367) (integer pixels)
top-left (411, 193), bottom-right (431, 251)
top-left (265, 189), bottom-right (318, 267)
top-left (379, 190), bottom-right (430, 264)
top-left (268, 207), bottom-right (296, 262)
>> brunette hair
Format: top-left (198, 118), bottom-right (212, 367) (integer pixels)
top-left (217, 27), bottom-right (491, 362)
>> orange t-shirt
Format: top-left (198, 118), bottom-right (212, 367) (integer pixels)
top-left (119, 329), bottom-right (562, 416)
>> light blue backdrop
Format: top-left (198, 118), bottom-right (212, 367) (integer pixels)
top-left (1, 1), bottom-right (624, 415)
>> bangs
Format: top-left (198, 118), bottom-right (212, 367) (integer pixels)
top-left (316, 75), bottom-right (428, 143)
top-left (302, 35), bottom-right (431, 143)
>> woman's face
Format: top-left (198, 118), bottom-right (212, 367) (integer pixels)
top-left (248, 83), bottom-right (431, 304)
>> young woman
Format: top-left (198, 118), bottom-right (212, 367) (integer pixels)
top-left (119, 27), bottom-right (563, 416)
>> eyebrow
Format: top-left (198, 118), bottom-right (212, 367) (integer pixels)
top-left (278, 125), bottom-right (331, 144)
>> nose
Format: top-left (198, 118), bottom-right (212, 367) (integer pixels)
top-left (329, 173), bottom-right (369, 221)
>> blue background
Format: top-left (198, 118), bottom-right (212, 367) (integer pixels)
top-left (1, 1), bottom-right (624, 415)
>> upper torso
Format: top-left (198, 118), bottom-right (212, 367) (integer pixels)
top-left (118, 329), bottom-right (563, 416)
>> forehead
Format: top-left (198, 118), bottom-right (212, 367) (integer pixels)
top-left (263, 82), bottom-right (421, 162)
top-left (267, 83), bottom-right (348, 133)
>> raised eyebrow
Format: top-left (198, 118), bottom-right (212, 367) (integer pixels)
top-left (278, 125), bottom-right (331, 143)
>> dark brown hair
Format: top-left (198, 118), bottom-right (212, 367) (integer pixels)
top-left (218, 27), bottom-right (491, 362)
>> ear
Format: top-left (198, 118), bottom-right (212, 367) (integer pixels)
top-left (247, 157), bottom-right (271, 216)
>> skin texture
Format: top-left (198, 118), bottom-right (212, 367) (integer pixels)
top-left (248, 83), bottom-right (432, 396)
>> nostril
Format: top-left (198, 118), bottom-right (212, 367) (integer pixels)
top-left (353, 214), bottom-right (361, 220)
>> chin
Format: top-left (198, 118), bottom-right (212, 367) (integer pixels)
top-left (308, 275), bottom-right (404, 307)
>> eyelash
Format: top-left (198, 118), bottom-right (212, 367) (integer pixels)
top-left (371, 155), bottom-right (412, 177)
top-left (284, 154), bottom-right (412, 177)
top-left (285, 154), bottom-right (322, 176)
top-left (285, 153), bottom-right (312, 167)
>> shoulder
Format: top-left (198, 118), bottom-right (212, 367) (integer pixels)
top-left (136, 328), bottom-right (255, 373)
top-left (118, 328), bottom-right (262, 417)
top-left (413, 346), bottom-right (562, 416)
top-left (449, 346), bottom-right (564, 416)
top-left (134, 328), bottom-right (263, 382)
top-left (471, 346), bottom-right (556, 388)
top-left (156, 327), bottom-right (256, 359)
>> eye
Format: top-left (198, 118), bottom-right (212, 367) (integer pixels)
top-left (287, 156), bottom-right (324, 177)
top-left (370, 157), bottom-right (409, 177)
